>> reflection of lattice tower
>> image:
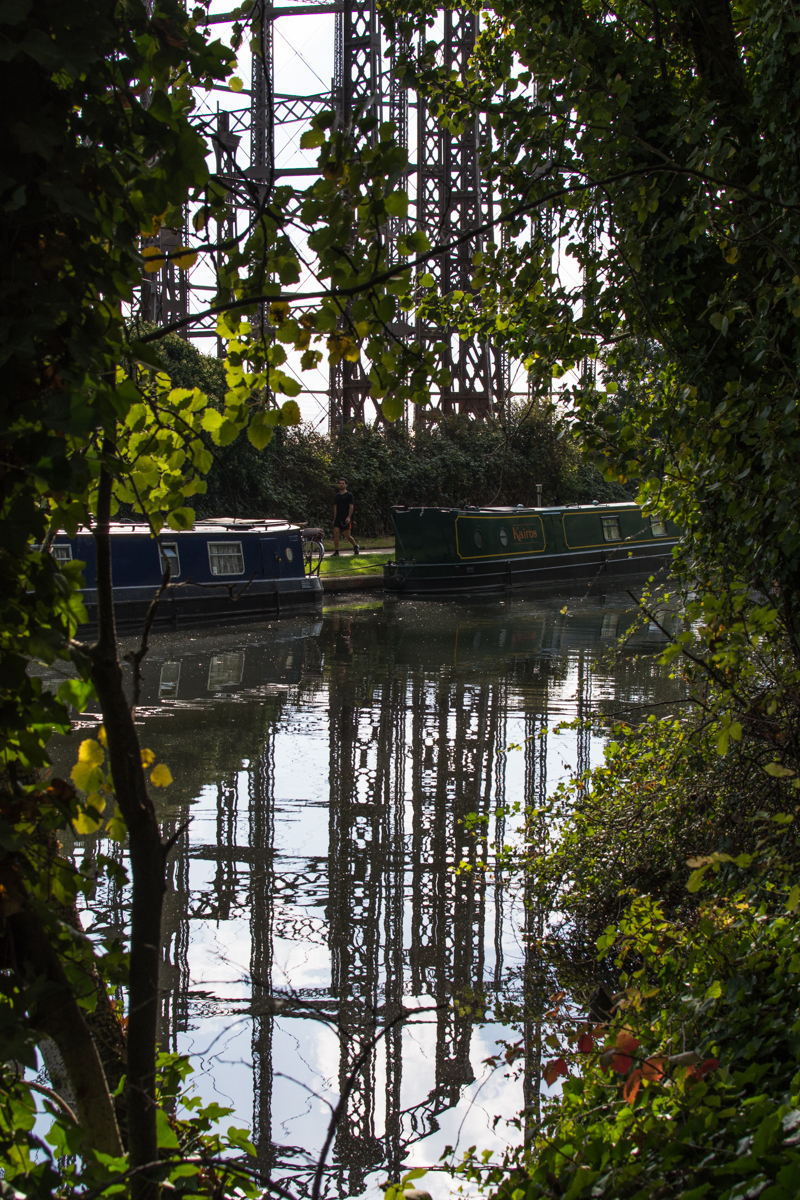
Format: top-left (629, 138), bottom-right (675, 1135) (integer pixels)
top-left (408, 679), bottom-right (498, 1107)
top-left (159, 810), bottom-right (192, 1048)
top-left (575, 650), bottom-right (592, 780)
top-left (415, 12), bottom-right (506, 421)
top-left (492, 683), bottom-right (509, 993)
top-left (214, 775), bottom-right (240, 921)
top-left (522, 709), bottom-right (548, 1138)
top-left (249, 745), bottom-right (277, 1174)
top-left (380, 673), bottom-right (411, 1181)
top-left (326, 691), bottom-right (390, 1195)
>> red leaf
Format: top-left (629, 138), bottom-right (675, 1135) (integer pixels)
top-left (615, 1029), bottom-right (640, 1056)
top-left (577, 1033), bottom-right (594, 1054)
top-left (694, 1058), bottom-right (720, 1080)
top-left (642, 1057), bottom-right (665, 1082)
top-left (543, 1057), bottom-right (569, 1087)
top-left (623, 1068), bottom-right (642, 1104)
top-left (610, 1052), bottom-right (633, 1074)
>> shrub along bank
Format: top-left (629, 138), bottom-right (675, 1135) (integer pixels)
top-left (465, 605), bottom-right (800, 1200)
top-left (157, 335), bottom-right (629, 537)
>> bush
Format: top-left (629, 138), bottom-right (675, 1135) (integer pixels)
top-left (155, 336), bottom-right (632, 536)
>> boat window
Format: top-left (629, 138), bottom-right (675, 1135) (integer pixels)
top-left (285, 545), bottom-right (294, 563)
top-left (159, 663), bottom-right (181, 699)
top-left (650, 515), bottom-right (668, 537)
top-left (207, 652), bottom-right (245, 690)
top-left (51, 544), bottom-right (72, 564)
top-left (474, 529), bottom-right (484, 549)
top-left (208, 541), bottom-right (245, 575)
top-left (158, 542), bottom-right (181, 577)
top-left (601, 613), bottom-right (620, 639)
top-left (499, 527), bottom-right (508, 547)
top-left (601, 516), bottom-right (622, 542)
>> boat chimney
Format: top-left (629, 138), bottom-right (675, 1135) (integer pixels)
top-left (535, 483), bottom-right (543, 508)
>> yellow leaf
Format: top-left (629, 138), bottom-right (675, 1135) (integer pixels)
top-left (97, 725), bottom-right (108, 748)
top-left (70, 738), bottom-right (106, 790)
top-left (78, 739), bottom-right (105, 767)
top-left (150, 764), bottom-right (173, 788)
top-left (73, 809), bottom-right (104, 835)
top-left (269, 300), bottom-right (290, 325)
top-left (229, 76), bottom-right (244, 92)
top-left (140, 748), bottom-right (155, 767)
top-left (142, 246), bottom-right (164, 273)
top-left (173, 247), bottom-right (198, 270)
top-left (171, 247), bottom-right (195, 270)
top-left (106, 805), bottom-right (128, 844)
top-left (71, 762), bottom-right (101, 791)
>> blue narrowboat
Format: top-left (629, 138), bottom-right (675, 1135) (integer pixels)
top-left (50, 518), bottom-right (322, 629)
top-left (383, 501), bottom-right (679, 595)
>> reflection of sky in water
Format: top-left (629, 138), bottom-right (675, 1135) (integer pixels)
top-left (46, 594), bottom-right (682, 1199)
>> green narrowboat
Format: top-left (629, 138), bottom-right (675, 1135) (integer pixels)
top-left (383, 502), bottom-right (679, 595)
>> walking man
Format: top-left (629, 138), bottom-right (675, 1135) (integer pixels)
top-left (332, 478), bottom-right (360, 556)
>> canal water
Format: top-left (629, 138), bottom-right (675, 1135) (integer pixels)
top-left (52, 593), bottom-right (681, 1198)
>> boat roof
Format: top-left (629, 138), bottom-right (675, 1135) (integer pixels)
top-left (391, 502), bottom-right (639, 514)
top-left (55, 518), bottom-right (300, 537)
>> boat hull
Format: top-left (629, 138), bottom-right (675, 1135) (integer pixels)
top-left (384, 502), bottom-right (679, 595)
top-left (49, 520), bottom-right (323, 631)
top-left (384, 543), bottom-right (676, 594)
top-left (80, 576), bottom-right (323, 632)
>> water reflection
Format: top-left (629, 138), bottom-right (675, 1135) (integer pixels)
top-left (59, 595), bottom-right (681, 1197)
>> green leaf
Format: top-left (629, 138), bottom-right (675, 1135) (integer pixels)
top-left (279, 399), bottom-right (301, 426)
top-left (155, 1107), bottom-right (180, 1149)
top-left (166, 507), bottom-right (194, 531)
top-left (787, 884), bottom-right (800, 912)
top-left (764, 761), bottom-right (795, 778)
top-left (300, 128), bottom-right (325, 149)
top-left (229, 76), bottom-right (244, 92)
top-left (129, 340), bottom-right (164, 371)
top-left (385, 191), bottom-right (408, 218)
top-left (382, 395), bottom-right (404, 421)
top-left (247, 418), bottom-right (274, 450)
top-left (201, 408), bottom-right (224, 433)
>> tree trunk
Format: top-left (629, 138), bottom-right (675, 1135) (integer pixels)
top-left (8, 909), bottom-right (123, 1157)
top-left (89, 465), bottom-right (166, 1200)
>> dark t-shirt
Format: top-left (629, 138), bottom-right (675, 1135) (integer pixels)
top-left (334, 491), bottom-right (354, 524)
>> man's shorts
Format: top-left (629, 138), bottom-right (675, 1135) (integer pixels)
top-left (333, 519), bottom-right (351, 530)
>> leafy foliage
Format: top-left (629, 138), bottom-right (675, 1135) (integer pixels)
top-left (377, 0), bottom-right (800, 711)
top-left (481, 848), bottom-right (800, 1200)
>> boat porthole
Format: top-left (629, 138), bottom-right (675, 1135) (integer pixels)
top-left (285, 546), bottom-right (294, 562)
top-left (474, 529), bottom-right (484, 549)
top-left (499, 527), bottom-right (508, 547)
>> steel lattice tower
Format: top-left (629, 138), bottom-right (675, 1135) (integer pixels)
top-left (142, 1), bottom-right (509, 428)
